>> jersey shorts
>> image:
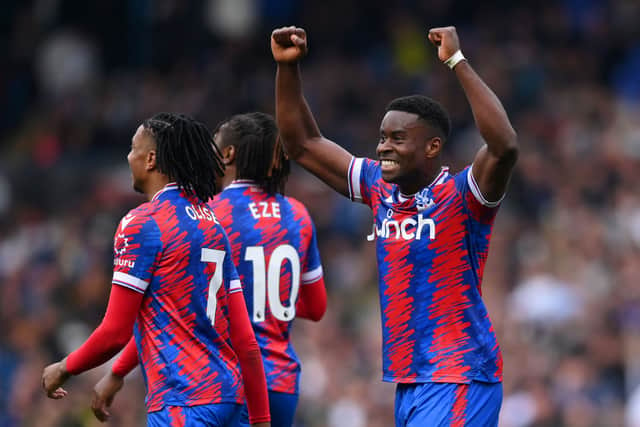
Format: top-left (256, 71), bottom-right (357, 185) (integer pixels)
top-left (394, 381), bottom-right (502, 427)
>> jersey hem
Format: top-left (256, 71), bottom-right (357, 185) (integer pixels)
top-left (146, 395), bottom-right (243, 412)
top-left (382, 374), bottom-right (502, 384)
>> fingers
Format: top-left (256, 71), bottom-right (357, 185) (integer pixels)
top-left (92, 394), bottom-right (111, 422)
top-left (291, 34), bottom-right (305, 48)
top-left (271, 26), bottom-right (306, 47)
top-left (47, 387), bottom-right (68, 399)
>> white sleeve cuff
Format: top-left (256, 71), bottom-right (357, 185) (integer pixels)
top-left (301, 266), bottom-right (323, 285)
top-left (348, 157), bottom-right (364, 202)
top-left (112, 271), bottom-right (149, 294)
top-left (467, 164), bottom-right (504, 208)
top-left (228, 279), bottom-right (242, 294)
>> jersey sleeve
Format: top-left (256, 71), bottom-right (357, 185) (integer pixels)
top-left (111, 212), bottom-right (162, 294)
top-left (221, 233), bottom-right (242, 295)
top-left (301, 219), bottom-right (323, 286)
top-left (347, 157), bottom-right (380, 207)
top-left (454, 165), bottom-right (502, 223)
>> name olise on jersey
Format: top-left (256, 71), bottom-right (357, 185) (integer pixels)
top-left (185, 204), bottom-right (218, 223)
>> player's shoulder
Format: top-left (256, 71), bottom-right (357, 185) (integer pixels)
top-left (283, 195), bottom-right (311, 217)
top-left (118, 202), bottom-right (159, 230)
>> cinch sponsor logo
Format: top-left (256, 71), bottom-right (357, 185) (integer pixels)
top-left (114, 258), bottom-right (135, 268)
top-left (366, 214), bottom-right (436, 241)
top-left (185, 204), bottom-right (218, 223)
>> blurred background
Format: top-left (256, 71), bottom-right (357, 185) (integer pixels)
top-left (2, 0), bottom-right (640, 426)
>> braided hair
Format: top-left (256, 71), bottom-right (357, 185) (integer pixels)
top-left (215, 112), bottom-right (290, 195)
top-left (143, 112), bottom-right (224, 202)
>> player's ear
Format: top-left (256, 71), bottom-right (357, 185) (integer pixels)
top-left (222, 145), bottom-right (236, 166)
top-left (425, 137), bottom-right (442, 159)
top-left (146, 150), bottom-right (157, 171)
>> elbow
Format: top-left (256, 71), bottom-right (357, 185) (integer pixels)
top-left (302, 299), bottom-right (327, 322)
top-left (309, 304), bottom-right (327, 322)
top-left (305, 309), bottom-right (325, 322)
top-left (496, 131), bottom-right (519, 165)
top-left (280, 135), bottom-right (305, 160)
top-left (100, 324), bottom-right (132, 350)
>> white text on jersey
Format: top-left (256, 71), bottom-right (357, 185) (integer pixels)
top-left (249, 202), bottom-right (281, 219)
top-left (366, 214), bottom-right (436, 241)
top-left (114, 258), bottom-right (135, 268)
top-left (185, 205), bottom-right (218, 223)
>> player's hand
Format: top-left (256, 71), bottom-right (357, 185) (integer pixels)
top-left (271, 26), bottom-right (307, 63)
top-left (91, 371), bottom-right (125, 422)
top-left (427, 26), bottom-right (461, 63)
top-left (42, 358), bottom-right (70, 399)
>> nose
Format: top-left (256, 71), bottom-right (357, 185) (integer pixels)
top-left (377, 137), bottom-right (391, 155)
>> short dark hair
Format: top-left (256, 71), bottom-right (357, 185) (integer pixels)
top-left (143, 112), bottom-right (224, 202)
top-left (215, 112), bottom-right (290, 195)
top-left (385, 95), bottom-right (451, 140)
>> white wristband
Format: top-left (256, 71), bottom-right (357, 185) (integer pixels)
top-left (444, 50), bottom-right (466, 69)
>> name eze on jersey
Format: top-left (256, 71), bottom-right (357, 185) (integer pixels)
top-left (248, 201), bottom-right (281, 219)
top-left (367, 213), bottom-right (436, 241)
top-left (185, 204), bottom-right (218, 223)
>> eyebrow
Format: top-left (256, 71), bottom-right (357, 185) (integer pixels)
top-left (380, 129), bottom-right (409, 135)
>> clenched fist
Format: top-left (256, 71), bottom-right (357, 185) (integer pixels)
top-left (428, 26), bottom-right (462, 63)
top-left (271, 26), bottom-right (308, 63)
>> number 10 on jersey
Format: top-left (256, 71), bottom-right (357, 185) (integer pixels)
top-left (245, 244), bottom-right (300, 323)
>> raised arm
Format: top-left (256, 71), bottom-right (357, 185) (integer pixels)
top-left (271, 26), bottom-right (353, 197)
top-left (428, 27), bottom-right (518, 203)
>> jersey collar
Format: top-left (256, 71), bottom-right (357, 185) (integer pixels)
top-left (151, 182), bottom-right (180, 201)
top-left (398, 167), bottom-right (449, 200)
top-left (225, 179), bottom-right (261, 190)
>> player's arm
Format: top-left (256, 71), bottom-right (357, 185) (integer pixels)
top-left (42, 285), bottom-right (143, 398)
top-left (91, 337), bottom-right (139, 422)
top-left (272, 26), bottom-right (353, 197)
top-left (296, 217), bottom-right (326, 321)
top-left (429, 26), bottom-right (518, 203)
top-left (227, 288), bottom-right (270, 426)
top-left (296, 277), bottom-right (327, 321)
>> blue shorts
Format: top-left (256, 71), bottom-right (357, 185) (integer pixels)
top-left (238, 391), bottom-right (299, 427)
top-left (148, 403), bottom-right (242, 427)
top-left (394, 381), bottom-right (502, 427)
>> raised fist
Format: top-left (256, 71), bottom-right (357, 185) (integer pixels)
top-left (271, 26), bottom-right (308, 63)
top-left (427, 26), bottom-right (461, 63)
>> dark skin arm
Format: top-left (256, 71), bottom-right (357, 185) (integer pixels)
top-left (272, 27), bottom-right (353, 197)
top-left (273, 26), bottom-right (518, 202)
top-left (428, 27), bottom-right (518, 202)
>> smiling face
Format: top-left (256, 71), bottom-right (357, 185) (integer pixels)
top-left (377, 110), bottom-right (442, 193)
top-left (127, 124), bottom-right (156, 194)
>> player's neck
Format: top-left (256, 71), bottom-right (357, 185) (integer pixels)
top-left (219, 166), bottom-right (237, 191)
top-left (398, 165), bottom-right (443, 196)
top-left (144, 175), bottom-right (171, 201)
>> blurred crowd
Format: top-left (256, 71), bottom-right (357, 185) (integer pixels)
top-left (2, 0), bottom-right (640, 426)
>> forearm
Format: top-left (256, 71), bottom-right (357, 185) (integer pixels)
top-left (66, 285), bottom-right (142, 375)
top-left (227, 292), bottom-right (270, 424)
top-left (275, 62), bottom-right (323, 158)
top-left (112, 336), bottom-right (139, 377)
top-left (454, 61), bottom-right (517, 157)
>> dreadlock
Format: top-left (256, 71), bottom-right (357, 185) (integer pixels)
top-left (215, 112), bottom-right (290, 195)
top-left (143, 112), bottom-right (224, 202)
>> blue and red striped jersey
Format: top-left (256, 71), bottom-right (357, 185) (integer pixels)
top-left (111, 183), bottom-right (245, 411)
top-left (348, 158), bottom-right (503, 384)
top-left (209, 180), bottom-right (323, 394)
